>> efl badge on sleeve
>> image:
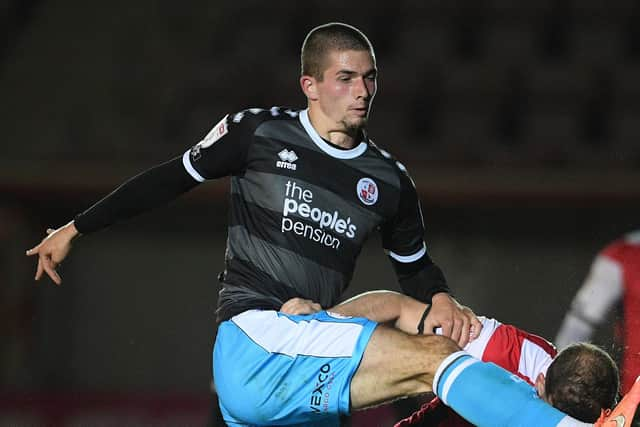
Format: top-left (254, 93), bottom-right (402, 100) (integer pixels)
top-left (200, 114), bottom-right (229, 148)
top-left (357, 177), bottom-right (378, 206)
top-left (191, 115), bottom-right (229, 161)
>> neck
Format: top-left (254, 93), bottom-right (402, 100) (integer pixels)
top-left (326, 130), bottom-right (358, 149)
top-left (307, 106), bottom-right (359, 149)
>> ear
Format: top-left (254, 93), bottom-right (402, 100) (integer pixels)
top-left (535, 373), bottom-right (548, 402)
top-left (300, 75), bottom-right (318, 101)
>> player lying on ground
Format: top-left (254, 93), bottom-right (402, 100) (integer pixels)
top-left (282, 292), bottom-right (639, 427)
top-left (318, 291), bottom-right (616, 424)
top-left (395, 342), bottom-right (617, 427)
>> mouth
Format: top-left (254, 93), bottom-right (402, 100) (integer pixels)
top-left (350, 106), bottom-right (369, 117)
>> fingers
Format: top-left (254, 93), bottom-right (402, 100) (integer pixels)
top-left (41, 255), bottom-right (61, 285)
top-left (30, 247), bottom-right (62, 285)
top-left (468, 312), bottom-right (483, 341)
top-left (449, 316), bottom-right (463, 346)
top-left (25, 245), bottom-right (40, 257)
top-left (425, 296), bottom-right (478, 348)
top-left (280, 298), bottom-right (321, 315)
top-left (35, 257), bottom-right (44, 281)
top-left (280, 298), bottom-right (298, 314)
top-left (457, 314), bottom-right (472, 348)
top-left (25, 228), bottom-right (55, 257)
top-left (27, 233), bottom-right (47, 281)
top-left (439, 313), bottom-right (471, 348)
top-left (27, 227), bottom-right (70, 286)
top-left (429, 316), bottom-right (451, 338)
top-left (281, 298), bottom-right (302, 314)
top-left (459, 305), bottom-right (482, 342)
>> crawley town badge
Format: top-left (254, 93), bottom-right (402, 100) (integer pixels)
top-left (356, 178), bottom-right (378, 206)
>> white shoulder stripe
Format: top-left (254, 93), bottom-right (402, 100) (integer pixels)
top-left (231, 310), bottom-right (362, 358)
top-left (433, 351), bottom-right (468, 399)
top-left (432, 351), bottom-right (478, 405)
top-left (388, 242), bottom-right (427, 263)
top-left (182, 150), bottom-right (206, 182)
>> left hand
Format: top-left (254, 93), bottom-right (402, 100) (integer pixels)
top-left (280, 297), bottom-right (322, 315)
top-left (25, 222), bottom-right (79, 285)
top-left (423, 293), bottom-right (482, 348)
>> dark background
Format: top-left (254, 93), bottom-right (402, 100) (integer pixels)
top-left (2, 1), bottom-right (640, 425)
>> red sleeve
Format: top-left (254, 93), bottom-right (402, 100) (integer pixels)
top-left (600, 238), bottom-right (631, 264)
top-left (395, 322), bottom-right (557, 427)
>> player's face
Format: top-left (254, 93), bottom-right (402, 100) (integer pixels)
top-left (315, 49), bottom-right (377, 133)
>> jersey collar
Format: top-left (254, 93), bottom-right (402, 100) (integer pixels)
top-left (299, 109), bottom-right (368, 159)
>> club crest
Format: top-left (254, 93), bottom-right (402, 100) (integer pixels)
top-left (357, 178), bottom-right (378, 206)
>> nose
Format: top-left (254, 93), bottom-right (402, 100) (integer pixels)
top-left (355, 76), bottom-right (372, 100)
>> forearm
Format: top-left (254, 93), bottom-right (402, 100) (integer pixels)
top-left (332, 290), bottom-right (403, 322)
top-left (331, 291), bottom-right (428, 335)
top-left (395, 259), bottom-right (451, 304)
top-left (74, 156), bottom-right (198, 234)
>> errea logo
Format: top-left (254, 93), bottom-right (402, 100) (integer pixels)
top-left (277, 149), bottom-right (298, 170)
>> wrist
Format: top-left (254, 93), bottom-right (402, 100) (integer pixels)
top-left (66, 221), bottom-right (82, 240)
top-left (417, 304), bottom-right (432, 335)
top-left (431, 292), bottom-right (450, 303)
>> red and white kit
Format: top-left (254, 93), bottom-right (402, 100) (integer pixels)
top-left (396, 316), bottom-right (557, 427)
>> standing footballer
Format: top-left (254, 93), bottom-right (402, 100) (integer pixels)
top-left (27, 22), bottom-right (619, 426)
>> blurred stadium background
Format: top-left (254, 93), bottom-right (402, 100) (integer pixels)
top-left (2, 0), bottom-right (640, 425)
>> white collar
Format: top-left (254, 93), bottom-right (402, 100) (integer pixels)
top-left (299, 109), bottom-right (368, 159)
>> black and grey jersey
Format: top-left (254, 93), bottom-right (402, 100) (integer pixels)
top-left (183, 107), bottom-right (442, 321)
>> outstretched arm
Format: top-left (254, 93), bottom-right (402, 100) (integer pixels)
top-left (25, 111), bottom-right (260, 285)
top-left (25, 156), bottom-right (199, 284)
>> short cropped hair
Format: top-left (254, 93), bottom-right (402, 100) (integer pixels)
top-left (300, 22), bottom-right (375, 80)
top-left (546, 343), bottom-right (619, 423)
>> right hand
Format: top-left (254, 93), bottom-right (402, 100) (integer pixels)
top-left (25, 221), bottom-right (80, 285)
top-left (424, 293), bottom-right (482, 348)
